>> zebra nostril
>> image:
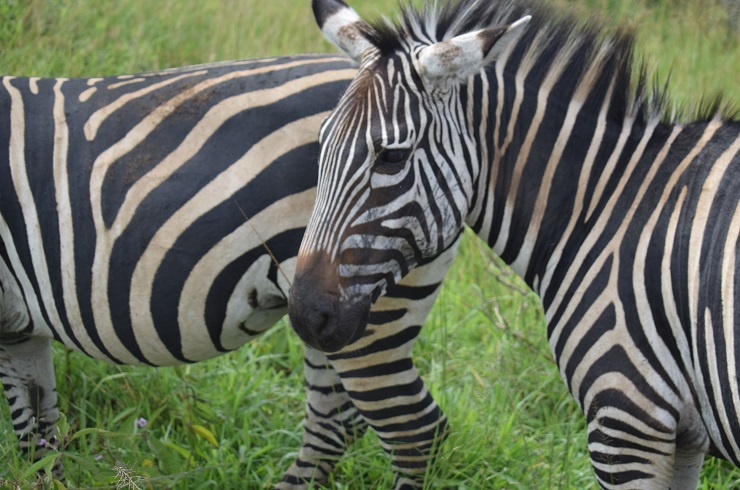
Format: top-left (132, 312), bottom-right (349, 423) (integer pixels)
top-left (307, 299), bottom-right (336, 337)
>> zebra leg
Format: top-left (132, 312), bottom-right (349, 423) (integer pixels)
top-left (329, 322), bottom-right (442, 490)
top-left (329, 238), bottom-right (461, 490)
top-left (586, 395), bottom-right (708, 489)
top-left (670, 404), bottom-right (708, 490)
top-left (277, 344), bottom-right (368, 489)
top-left (0, 336), bottom-right (62, 481)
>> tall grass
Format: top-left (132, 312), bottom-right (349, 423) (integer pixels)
top-left (0, 0), bottom-right (738, 488)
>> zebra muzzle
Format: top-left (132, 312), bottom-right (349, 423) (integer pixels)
top-left (288, 252), bottom-right (371, 353)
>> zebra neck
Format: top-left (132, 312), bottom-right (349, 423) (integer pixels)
top-left (469, 66), bottom-right (668, 306)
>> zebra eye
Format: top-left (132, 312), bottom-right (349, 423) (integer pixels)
top-left (376, 148), bottom-right (410, 166)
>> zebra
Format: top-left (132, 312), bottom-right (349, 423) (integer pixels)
top-left (0, 53), bottom-right (459, 488)
top-left (288, 0), bottom-right (740, 488)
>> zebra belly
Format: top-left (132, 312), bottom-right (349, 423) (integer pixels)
top-left (137, 254), bottom-right (291, 365)
top-left (1, 183), bottom-right (312, 366)
top-left (7, 250), bottom-right (293, 367)
top-left (56, 226), bottom-right (303, 366)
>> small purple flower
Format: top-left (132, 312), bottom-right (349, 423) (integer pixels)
top-left (95, 453), bottom-right (103, 461)
top-left (37, 438), bottom-right (47, 447)
top-left (136, 417), bottom-right (148, 429)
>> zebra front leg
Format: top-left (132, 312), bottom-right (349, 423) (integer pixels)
top-left (277, 344), bottom-right (368, 489)
top-left (330, 238), bottom-right (461, 490)
top-left (0, 336), bottom-right (62, 481)
top-left (331, 348), bottom-right (446, 490)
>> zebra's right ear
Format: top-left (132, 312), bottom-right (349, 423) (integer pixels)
top-left (417, 15), bottom-right (531, 90)
top-left (312, 0), bottom-right (374, 63)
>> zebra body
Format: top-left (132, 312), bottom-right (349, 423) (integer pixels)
top-left (1, 57), bottom-right (348, 365)
top-left (289, 0), bottom-right (740, 488)
top-left (0, 54), bottom-right (455, 488)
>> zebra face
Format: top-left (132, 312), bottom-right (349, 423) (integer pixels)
top-left (289, 0), bottom-right (530, 352)
top-left (290, 56), bottom-right (433, 352)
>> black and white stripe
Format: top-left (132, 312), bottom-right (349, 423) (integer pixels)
top-left (290, 1), bottom-right (740, 488)
top-left (0, 53), bottom-right (455, 488)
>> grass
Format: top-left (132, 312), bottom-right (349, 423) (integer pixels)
top-left (1, 0), bottom-right (739, 488)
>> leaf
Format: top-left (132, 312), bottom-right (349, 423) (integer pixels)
top-left (147, 436), bottom-right (196, 471)
top-left (110, 406), bottom-right (138, 426)
top-left (56, 414), bottom-right (70, 439)
top-left (68, 428), bottom-right (114, 441)
top-left (20, 452), bottom-right (59, 479)
top-left (159, 439), bottom-right (195, 465)
top-left (189, 424), bottom-right (220, 448)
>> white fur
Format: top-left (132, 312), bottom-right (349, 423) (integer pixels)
top-left (321, 6), bottom-right (374, 62)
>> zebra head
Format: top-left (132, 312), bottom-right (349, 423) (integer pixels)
top-left (288, 0), bottom-right (530, 352)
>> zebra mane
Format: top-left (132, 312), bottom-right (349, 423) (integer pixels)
top-left (359, 0), bottom-right (738, 124)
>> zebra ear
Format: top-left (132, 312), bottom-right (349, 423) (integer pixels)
top-left (312, 0), bottom-right (374, 63)
top-left (417, 15), bottom-right (532, 89)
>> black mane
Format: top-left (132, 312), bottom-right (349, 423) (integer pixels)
top-left (358, 0), bottom-right (737, 124)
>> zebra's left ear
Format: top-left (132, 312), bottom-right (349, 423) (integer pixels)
top-left (417, 15), bottom-right (531, 89)
top-left (312, 0), bottom-right (374, 63)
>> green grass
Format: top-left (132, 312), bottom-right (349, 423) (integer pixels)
top-left (1, 0), bottom-right (739, 488)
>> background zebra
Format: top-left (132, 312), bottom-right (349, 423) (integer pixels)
top-left (0, 54), bottom-right (457, 488)
top-left (289, 0), bottom-right (740, 488)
